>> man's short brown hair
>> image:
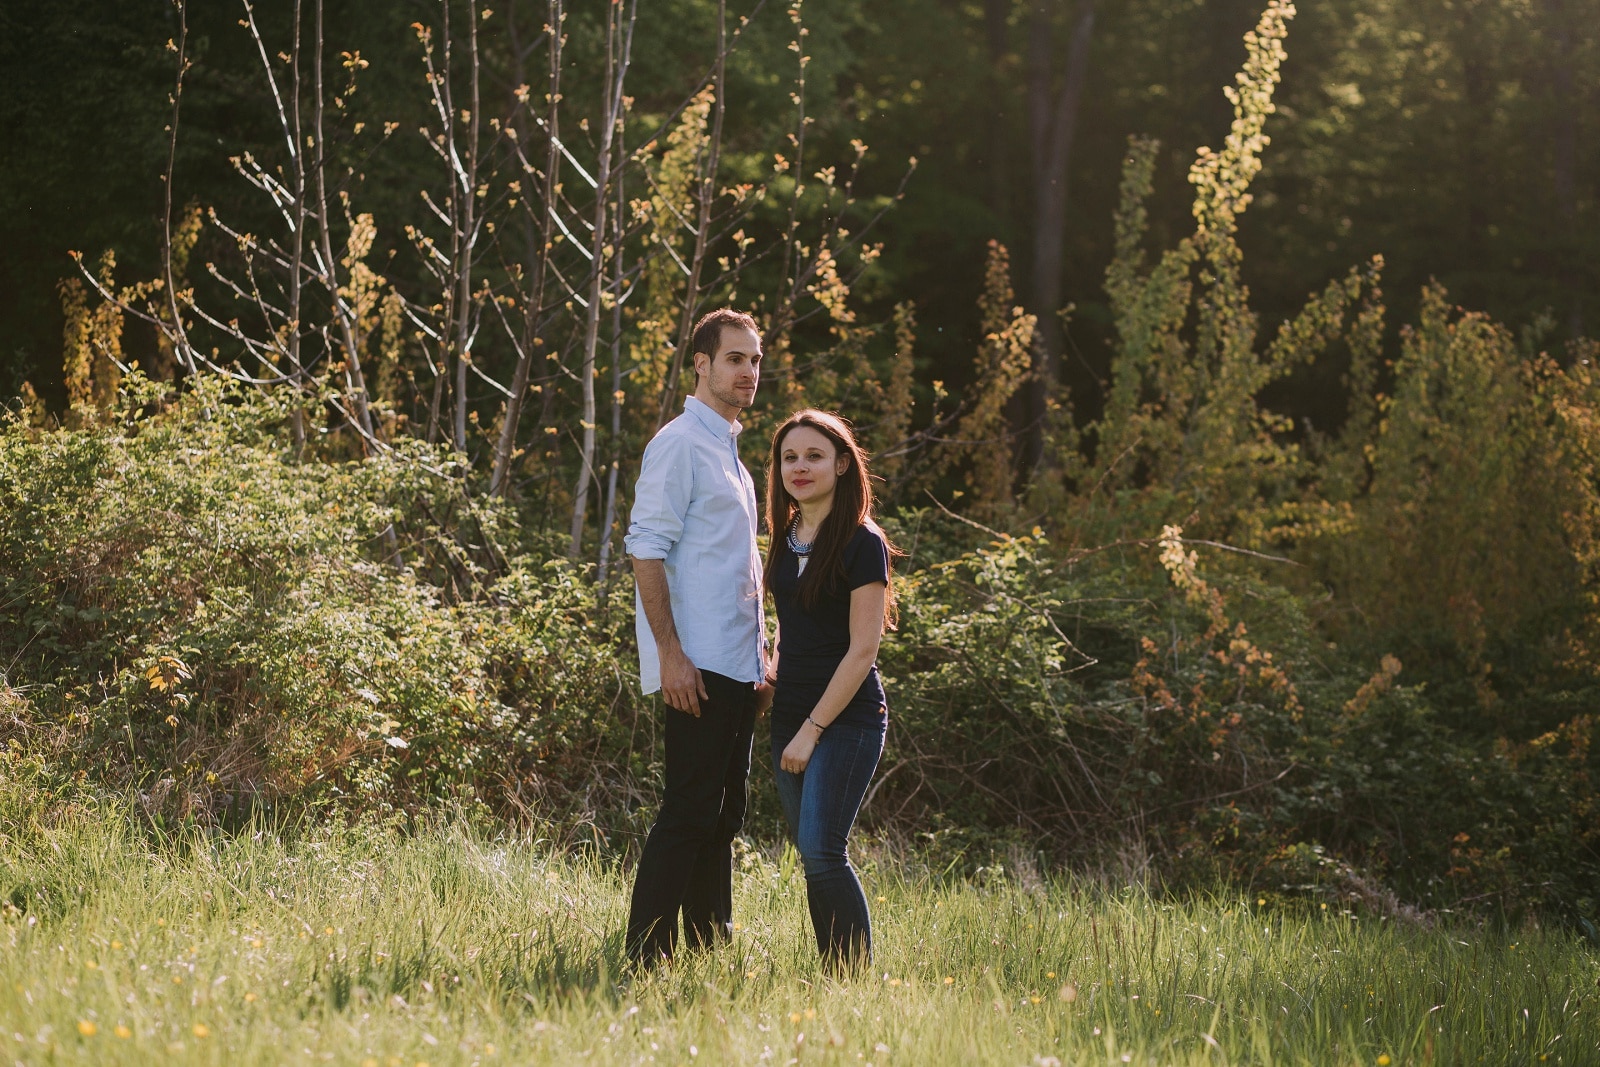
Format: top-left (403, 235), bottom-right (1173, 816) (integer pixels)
top-left (691, 308), bottom-right (761, 375)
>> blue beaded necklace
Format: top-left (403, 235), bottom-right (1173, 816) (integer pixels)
top-left (787, 518), bottom-right (814, 574)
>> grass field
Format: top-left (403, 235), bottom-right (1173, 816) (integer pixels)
top-left (0, 793), bottom-right (1595, 1066)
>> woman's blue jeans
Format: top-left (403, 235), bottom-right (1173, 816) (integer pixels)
top-left (771, 710), bottom-right (885, 966)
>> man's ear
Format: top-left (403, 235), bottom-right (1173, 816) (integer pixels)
top-left (692, 350), bottom-right (709, 378)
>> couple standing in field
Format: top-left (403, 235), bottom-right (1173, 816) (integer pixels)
top-left (621, 308), bottom-right (897, 973)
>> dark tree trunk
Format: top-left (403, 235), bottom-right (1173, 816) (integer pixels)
top-left (1456, 4), bottom-right (1493, 313)
top-left (1018, 0), bottom-right (1093, 480)
top-left (1541, 0), bottom-right (1582, 338)
top-left (489, 0), bottom-right (562, 498)
top-left (984, 0), bottom-right (1015, 237)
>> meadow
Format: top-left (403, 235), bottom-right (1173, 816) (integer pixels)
top-left (0, 786), bottom-right (1594, 1067)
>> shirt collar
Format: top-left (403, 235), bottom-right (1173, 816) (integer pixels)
top-left (684, 395), bottom-right (742, 441)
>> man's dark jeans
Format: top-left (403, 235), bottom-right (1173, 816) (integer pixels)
top-left (771, 709), bottom-right (886, 966)
top-left (625, 671), bottom-right (758, 964)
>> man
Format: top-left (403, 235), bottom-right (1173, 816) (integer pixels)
top-left (623, 308), bottom-right (772, 965)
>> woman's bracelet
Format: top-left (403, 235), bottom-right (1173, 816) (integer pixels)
top-left (806, 714), bottom-right (827, 734)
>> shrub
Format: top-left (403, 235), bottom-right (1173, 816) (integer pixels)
top-left (873, 514), bottom-right (1599, 925)
top-left (0, 375), bottom-right (647, 825)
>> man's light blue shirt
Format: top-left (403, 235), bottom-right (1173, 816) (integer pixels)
top-left (624, 396), bottom-right (766, 694)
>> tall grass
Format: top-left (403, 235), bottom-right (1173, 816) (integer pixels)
top-left (0, 787), bottom-right (1593, 1065)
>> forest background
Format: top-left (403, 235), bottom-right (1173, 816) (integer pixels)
top-left (0, 0), bottom-right (1598, 933)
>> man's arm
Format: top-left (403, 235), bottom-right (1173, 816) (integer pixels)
top-left (624, 432), bottom-right (707, 714)
top-left (632, 556), bottom-right (709, 716)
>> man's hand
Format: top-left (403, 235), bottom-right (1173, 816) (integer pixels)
top-left (660, 645), bottom-right (708, 716)
top-left (754, 678), bottom-right (775, 715)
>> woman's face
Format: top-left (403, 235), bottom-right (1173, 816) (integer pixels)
top-left (779, 425), bottom-right (848, 510)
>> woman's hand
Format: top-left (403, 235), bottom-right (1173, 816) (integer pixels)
top-left (780, 727), bottom-right (818, 774)
top-left (754, 677), bottom-right (775, 715)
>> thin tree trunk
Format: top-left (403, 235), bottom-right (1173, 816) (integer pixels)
top-left (569, 2), bottom-right (633, 556)
top-left (426, 360), bottom-right (447, 444)
top-left (286, 0), bottom-right (308, 457)
top-left (437, 0), bottom-right (462, 451)
top-left (450, 0), bottom-right (483, 455)
top-left (161, 0), bottom-right (197, 381)
top-left (597, 138), bottom-right (629, 600)
top-left (313, 0), bottom-right (375, 444)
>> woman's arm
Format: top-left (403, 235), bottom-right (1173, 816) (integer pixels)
top-left (778, 582), bottom-right (886, 773)
top-left (755, 622), bottom-right (779, 713)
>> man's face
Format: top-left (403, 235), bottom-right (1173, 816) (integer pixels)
top-left (695, 325), bottom-right (763, 415)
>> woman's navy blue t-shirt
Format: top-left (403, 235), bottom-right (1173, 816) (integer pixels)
top-left (772, 522), bottom-right (890, 725)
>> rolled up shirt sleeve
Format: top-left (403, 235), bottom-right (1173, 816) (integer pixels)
top-left (624, 432), bottom-right (694, 560)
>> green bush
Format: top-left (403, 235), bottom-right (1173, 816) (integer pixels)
top-left (874, 516), bottom-right (1600, 925)
top-left (0, 376), bottom-right (648, 827)
top-left (3, 375), bottom-right (1597, 926)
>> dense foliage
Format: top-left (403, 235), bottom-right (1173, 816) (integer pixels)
top-left (4, 366), bottom-right (1598, 927)
top-left (2, 0), bottom-right (1598, 931)
top-left (3, 0), bottom-right (1595, 418)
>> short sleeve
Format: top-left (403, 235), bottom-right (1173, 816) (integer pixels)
top-left (844, 525), bottom-right (890, 590)
top-left (623, 431), bottom-right (695, 560)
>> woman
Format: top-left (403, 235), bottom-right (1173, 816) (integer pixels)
top-left (762, 409), bottom-right (897, 969)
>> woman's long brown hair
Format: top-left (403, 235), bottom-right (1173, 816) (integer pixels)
top-left (763, 409), bottom-right (897, 626)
